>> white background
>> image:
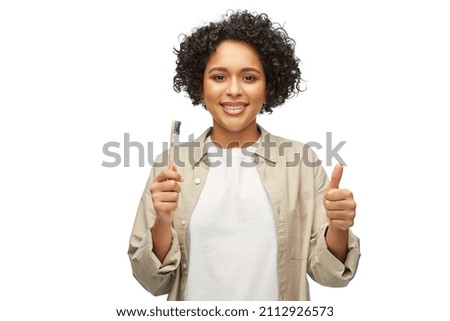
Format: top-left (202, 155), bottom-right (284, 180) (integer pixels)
top-left (1, 0), bottom-right (449, 320)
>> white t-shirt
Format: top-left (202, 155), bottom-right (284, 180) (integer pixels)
top-left (184, 138), bottom-right (278, 300)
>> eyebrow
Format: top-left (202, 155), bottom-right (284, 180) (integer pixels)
top-left (207, 67), bottom-right (262, 74)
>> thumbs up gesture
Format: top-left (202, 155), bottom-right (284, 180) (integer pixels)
top-left (323, 164), bottom-right (356, 231)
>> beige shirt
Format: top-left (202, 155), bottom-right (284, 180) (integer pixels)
top-left (128, 125), bottom-right (361, 300)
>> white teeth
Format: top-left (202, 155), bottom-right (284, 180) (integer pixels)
top-left (222, 105), bottom-right (245, 110)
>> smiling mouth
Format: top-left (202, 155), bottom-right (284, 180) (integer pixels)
top-left (220, 104), bottom-right (247, 110)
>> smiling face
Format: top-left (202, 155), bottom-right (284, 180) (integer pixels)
top-left (202, 40), bottom-right (267, 148)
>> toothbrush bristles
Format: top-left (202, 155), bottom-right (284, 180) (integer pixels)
top-left (173, 120), bottom-right (181, 135)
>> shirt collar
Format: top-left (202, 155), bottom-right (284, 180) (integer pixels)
top-left (191, 125), bottom-right (277, 167)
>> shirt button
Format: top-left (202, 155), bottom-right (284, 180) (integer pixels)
top-left (194, 178), bottom-right (201, 185)
top-left (182, 263), bottom-right (187, 269)
top-left (181, 219), bottom-right (187, 226)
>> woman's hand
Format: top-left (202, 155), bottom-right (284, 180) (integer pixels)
top-left (150, 167), bottom-right (183, 225)
top-left (323, 164), bottom-right (356, 231)
top-left (323, 164), bottom-right (356, 263)
top-left (149, 166), bottom-right (183, 262)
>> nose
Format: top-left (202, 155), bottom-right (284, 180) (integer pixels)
top-left (225, 77), bottom-right (242, 96)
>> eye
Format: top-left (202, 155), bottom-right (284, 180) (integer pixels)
top-left (213, 75), bottom-right (226, 81)
top-left (243, 75), bottom-right (256, 81)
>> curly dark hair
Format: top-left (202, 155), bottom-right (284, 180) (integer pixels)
top-left (173, 10), bottom-right (303, 114)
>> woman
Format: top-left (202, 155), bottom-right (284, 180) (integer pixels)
top-left (128, 10), bottom-right (360, 301)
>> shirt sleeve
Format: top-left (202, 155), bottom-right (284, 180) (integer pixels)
top-left (308, 225), bottom-right (361, 287)
top-left (307, 162), bottom-right (361, 287)
top-left (127, 165), bottom-right (181, 296)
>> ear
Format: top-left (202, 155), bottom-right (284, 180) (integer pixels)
top-left (200, 91), bottom-right (206, 109)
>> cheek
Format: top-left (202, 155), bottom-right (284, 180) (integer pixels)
top-left (202, 81), bottom-right (221, 99)
top-left (251, 84), bottom-right (267, 101)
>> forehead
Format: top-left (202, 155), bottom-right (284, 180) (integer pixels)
top-left (205, 40), bottom-right (263, 69)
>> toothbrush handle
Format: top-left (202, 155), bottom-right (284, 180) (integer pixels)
top-left (168, 121), bottom-right (175, 169)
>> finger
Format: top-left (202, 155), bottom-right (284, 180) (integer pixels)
top-left (324, 189), bottom-right (353, 202)
top-left (154, 169), bottom-right (183, 183)
top-left (150, 181), bottom-right (181, 196)
top-left (154, 192), bottom-right (179, 202)
top-left (329, 219), bottom-right (353, 230)
top-left (326, 209), bottom-right (353, 220)
top-left (154, 201), bottom-right (178, 214)
top-left (325, 186), bottom-right (353, 201)
top-left (327, 201), bottom-right (356, 212)
top-left (327, 163), bottom-right (343, 190)
top-left (324, 199), bottom-right (353, 211)
top-left (156, 180), bottom-right (181, 193)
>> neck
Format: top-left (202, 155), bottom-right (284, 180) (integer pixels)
top-left (210, 124), bottom-right (260, 148)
